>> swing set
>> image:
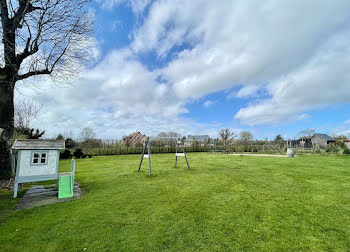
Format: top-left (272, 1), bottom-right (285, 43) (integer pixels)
top-left (138, 137), bottom-right (190, 176)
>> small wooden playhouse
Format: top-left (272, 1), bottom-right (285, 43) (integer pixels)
top-left (12, 139), bottom-right (75, 199)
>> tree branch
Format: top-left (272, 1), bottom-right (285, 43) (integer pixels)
top-left (16, 4), bottom-right (47, 67)
top-left (17, 68), bottom-right (51, 80)
top-left (0, 67), bottom-right (5, 75)
top-left (12, 0), bottom-right (42, 29)
top-left (0, 0), bottom-right (9, 20)
top-left (2, 0), bottom-right (93, 84)
top-left (16, 18), bottom-right (36, 66)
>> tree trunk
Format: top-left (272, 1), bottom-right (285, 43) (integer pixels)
top-left (0, 81), bottom-right (15, 179)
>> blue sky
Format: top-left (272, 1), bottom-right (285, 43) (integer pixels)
top-left (17, 0), bottom-right (350, 140)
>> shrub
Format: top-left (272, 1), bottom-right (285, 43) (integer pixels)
top-left (73, 148), bottom-right (85, 158)
top-left (65, 138), bottom-right (76, 149)
top-left (343, 149), bottom-right (350, 155)
top-left (314, 146), bottom-right (321, 154)
top-left (60, 149), bottom-right (72, 159)
top-left (335, 140), bottom-right (346, 149)
top-left (326, 144), bottom-right (342, 153)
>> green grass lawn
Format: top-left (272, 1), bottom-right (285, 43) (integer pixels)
top-left (0, 153), bottom-right (350, 251)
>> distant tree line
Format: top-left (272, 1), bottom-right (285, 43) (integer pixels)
top-left (11, 122), bottom-right (350, 161)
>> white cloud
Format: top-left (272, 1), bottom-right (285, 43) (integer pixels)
top-left (96, 0), bottom-right (124, 10)
top-left (131, 0), bottom-right (204, 56)
top-left (132, 0), bottom-right (349, 95)
top-left (227, 85), bottom-right (261, 99)
top-left (203, 100), bottom-right (214, 108)
top-left (235, 29), bottom-right (350, 125)
top-left (345, 120), bottom-right (350, 125)
top-left (15, 0), bottom-right (350, 139)
top-left (16, 49), bottom-right (194, 138)
top-left (332, 126), bottom-right (350, 137)
top-left (130, 0), bottom-right (350, 124)
top-left (97, 0), bottom-right (151, 14)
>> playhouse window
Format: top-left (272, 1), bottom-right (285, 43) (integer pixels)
top-left (32, 152), bottom-right (48, 165)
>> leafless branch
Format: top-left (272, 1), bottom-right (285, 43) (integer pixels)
top-left (17, 68), bottom-right (50, 80)
top-left (14, 97), bottom-right (43, 128)
top-left (0, 0), bottom-right (94, 86)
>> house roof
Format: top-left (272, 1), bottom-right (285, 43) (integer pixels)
top-left (12, 139), bottom-right (65, 150)
top-left (187, 135), bottom-right (210, 141)
top-left (123, 132), bottom-right (147, 146)
top-left (299, 136), bottom-right (312, 140)
top-left (312, 134), bottom-right (335, 142)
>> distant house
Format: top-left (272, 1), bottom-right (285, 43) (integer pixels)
top-left (123, 132), bottom-right (147, 147)
top-left (292, 134), bottom-right (336, 148)
top-left (298, 136), bottom-right (313, 148)
top-left (311, 134), bottom-right (335, 148)
top-left (341, 139), bottom-right (350, 149)
top-left (184, 135), bottom-right (214, 147)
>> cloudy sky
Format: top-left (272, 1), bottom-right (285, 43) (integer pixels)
top-left (16, 0), bottom-right (350, 140)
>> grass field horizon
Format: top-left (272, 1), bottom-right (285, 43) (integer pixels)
top-left (1, 153), bottom-right (350, 251)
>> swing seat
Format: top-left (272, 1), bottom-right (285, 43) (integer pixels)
top-left (176, 153), bottom-right (185, 157)
top-left (143, 154), bottom-right (149, 158)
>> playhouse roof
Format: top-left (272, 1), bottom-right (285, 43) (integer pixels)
top-left (12, 139), bottom-right (65, 150)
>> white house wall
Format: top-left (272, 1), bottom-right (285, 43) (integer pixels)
top-left (18, 150), bottom-right (58, 177)
top-left (311, 136), bottom-right (327, 148)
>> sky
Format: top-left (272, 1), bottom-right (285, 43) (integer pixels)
top-left (15, 0), bottom-right (350, 140)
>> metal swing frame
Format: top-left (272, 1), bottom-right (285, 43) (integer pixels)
top-left (138, 137), bottom-right (190, 176)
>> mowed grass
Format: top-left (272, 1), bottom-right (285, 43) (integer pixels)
top-left (0, 153), bottom-right (350, 251)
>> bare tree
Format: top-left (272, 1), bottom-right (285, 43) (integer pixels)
top-left (14, 98), bottom-right (42, 128)
top-left (13, 97), bottom-right (45, 139)
top-left (218, 129), bottom-right (236, 153)
top-left (239, 131), bottom-right (253, 149)
top-left (157, 132), bottom-right (181, 138)
top-left (298, 128), bottom-right (315, 138)
top-left (0, 0), bottom-right (94, 179)
top-left (79, 127), bottom-right (96, 142)
top-left (158, 131), bottom-right (181, 145)
top-left (298, 128), bottom-right (315, 149)
top-left (63, 130), bottom-right (73, 140)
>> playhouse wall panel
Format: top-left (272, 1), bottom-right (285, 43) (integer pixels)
top-left (18, 150), bottom-right (58, 177)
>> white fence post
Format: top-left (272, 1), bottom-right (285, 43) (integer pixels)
top-left (71, 159), bottom-right (76, 185)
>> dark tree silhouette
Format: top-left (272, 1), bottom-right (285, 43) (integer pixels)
top-left (274, 134), bottom-right (284, 141)
top-left (14, 126), bottom-right (44, 139)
